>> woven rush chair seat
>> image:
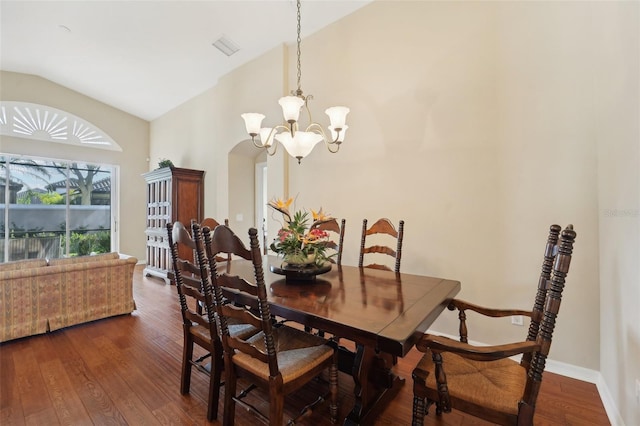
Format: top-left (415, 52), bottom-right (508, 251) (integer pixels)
top-left (414, 349), bottom-right (527, 416)
top-left (234, 326), bottom-right (335, 383)
top-left (186, 319), bottom-right (258, 374)
top-left (187, 320), bottom-right (257, 344)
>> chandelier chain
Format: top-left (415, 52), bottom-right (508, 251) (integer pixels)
top-left (296, 0), bottom-right (302, 94)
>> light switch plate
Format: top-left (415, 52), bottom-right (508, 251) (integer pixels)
top-left (511, 315), bottom-right (524, 326)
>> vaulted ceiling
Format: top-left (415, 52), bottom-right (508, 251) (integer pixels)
top-left (1, 0), bottom-right (371, 121)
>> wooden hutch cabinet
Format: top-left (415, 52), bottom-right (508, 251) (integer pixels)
top-left (142, 167), bottom-right (204, 282)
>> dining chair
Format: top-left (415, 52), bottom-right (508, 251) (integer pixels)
top-left (167, 221), bottom-right (257, 421)
top-left (166, 220), bottom-right (223, 421)
top-left (411, 224), bottom-right (577, 426)
top-left (201, 217), bottom-right (231, 264)
top-left (201, 217), bottom-right (228, 230)
top-left (191, 218), bottom-right (231, 316)
top-left (311, 218), bottom-right (346, 266)
top-left (195, 222), bottom-right (339, 426)
top-left (359, 218), bottom-right (404, 273)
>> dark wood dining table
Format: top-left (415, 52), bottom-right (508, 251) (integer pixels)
top-left (223, 256), bottom-right (461, 425)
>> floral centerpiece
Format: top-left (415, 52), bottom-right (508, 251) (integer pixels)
top-left (268, 197), bottom-right (332, 267)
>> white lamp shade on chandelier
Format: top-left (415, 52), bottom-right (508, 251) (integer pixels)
top-left (279, 96), bottom-right (306, 123)
top-left (241, 0), bottom-right (350, 164)
top-left (241, 113), bottom-right (265, 136)
top-left (325, 106), bottom-right (349, 129)
top-left (275, 131), bottom-right (323, 160)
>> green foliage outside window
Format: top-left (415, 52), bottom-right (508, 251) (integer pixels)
top-left (61, 229), bottom-right (111, 256)
top-left (39, 192), bottom-right (65, 205)
top-left (2, 223), bottom-right (110, 256)
top-left (17, 190), bottom-right (65, 205)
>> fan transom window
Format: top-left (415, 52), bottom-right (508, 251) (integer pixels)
top-left (0, 101), bottom-right (121, 151)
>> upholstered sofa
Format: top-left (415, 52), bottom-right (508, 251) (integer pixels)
top-left (0, 252), bottom-right (137, 343)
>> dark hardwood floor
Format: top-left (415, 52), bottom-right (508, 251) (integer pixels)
top-left (1, 265), bottom-right (610, 425)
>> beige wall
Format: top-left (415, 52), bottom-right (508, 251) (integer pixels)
top-left (228, 145), bottom-right (257, 245)
top-left (288, 0), bottom-right (601, 367)
top-left (150, 44), bottom-right (289, 244)
top-left (0, 71), bottom-right (149, 260)
top-left (148, 1), bottom-right (636, 422)
top-left (593, 1), bottom-right (640, 424)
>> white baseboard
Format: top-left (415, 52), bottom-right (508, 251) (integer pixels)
top-left (595, 373), bottom-right (626, 426)
top-left (425, 330), bottom-right (623, 426)
top-left (544, 358), bottom-right (599, 382)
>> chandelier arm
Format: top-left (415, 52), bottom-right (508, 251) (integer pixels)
top-left (326, 142), bottom-right (341, 154)
top-left (328, 128), bottom-right (342, 145)
top-left (302, 94), bottom-right (314, 126)
top-left (251, 135), bottom-right (266, 148)
top-left (253, 125), bottom-right (289, 149)
top-left (273, 124), bottom-right (290, 133)
top-left (305, 122), bottom-right (342, 145)
top-left (305, 122), bottom-right (327, 137)
top-left (266, 141), bottom-right (278, 156)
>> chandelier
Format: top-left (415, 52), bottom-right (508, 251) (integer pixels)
top-left (241, 0), bottom-right (349, 164)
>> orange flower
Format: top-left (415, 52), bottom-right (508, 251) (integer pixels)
top-left (268, 197), bottom-right (293, 222)
top-left (311, 208), bottom-right (333, 228)
top-left (311, 207), bottom-right (329, 222)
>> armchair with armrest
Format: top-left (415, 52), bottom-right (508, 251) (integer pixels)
top-left (411, 224), bottom-right (576, 426)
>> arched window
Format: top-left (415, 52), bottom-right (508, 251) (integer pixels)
top-left (1, 102), bottom-right (122, 261)
top-left (0, 101), bottom-right (122, 151)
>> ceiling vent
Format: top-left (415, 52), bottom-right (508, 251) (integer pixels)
top-left (212, 35), bottom-right (240, 57)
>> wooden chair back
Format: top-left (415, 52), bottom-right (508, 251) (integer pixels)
top-left (194, 223), bottom-right (339, 425)
top-left (201, 217), bottom-right (231, 265)
top-left (167, 221), bottom-right (219, 342)
top-left (311, 218), bottom-right (346, 266)
top-left (197, 223), bottom-right (278, 374)
top-left (166, 221), bottom-right (222, 421)
top-left (521, 223), bottom-right (561, 369)
top-left (521, 224), bottom-right (576, 408)
top-left (359, 218), bottom-right (404, 273)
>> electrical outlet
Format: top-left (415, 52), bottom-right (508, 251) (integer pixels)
top-left (511, 315), bottom-right (524, 326)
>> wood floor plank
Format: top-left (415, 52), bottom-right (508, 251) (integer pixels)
top-left (0, 341), bottom-right (24, 425)
top-left (91, 333), bottom-right (175, 413)
top-left (24, 406), bottom-right (60, 426)
top-left (89, 358), bottom-right (160, 425)
top-left (39, 358), bottom-right (91, 425)
top-left (152, 399), bottom-right (207, 425)
top-left (12, 345), bottom-right (52, 417)
top-left (0, 265), bottom-right (611, 425)
top-left (61, 356), bottom-right (127, 425)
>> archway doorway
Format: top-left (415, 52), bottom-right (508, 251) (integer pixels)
top-left (228, 140), bottom-right (267, 248)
